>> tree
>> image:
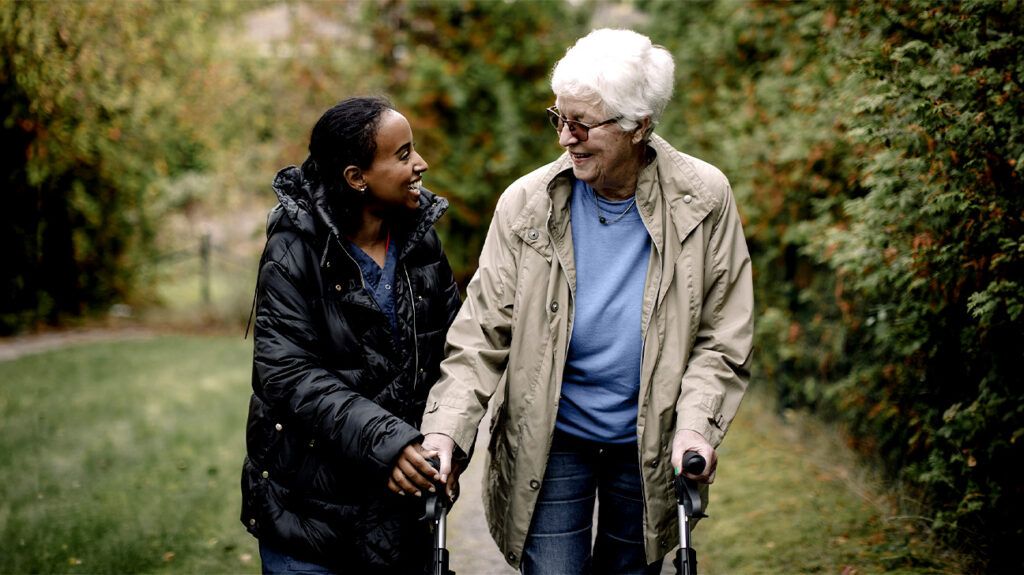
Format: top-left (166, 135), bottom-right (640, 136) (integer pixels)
top-left (0, 1), bottom-right (229, 332)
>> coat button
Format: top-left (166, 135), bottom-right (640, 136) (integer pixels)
top-left (683, 194), bottom-right (693, 204)
top-left (309, 439), bottom-right (316, 447)
top-left (529, 479), bottom-right (540, 490)
top-left (650, 459), bottom-right (659, 469)
top-left (527, 229), bottom-right (539, 241)
top-left (274, 423), bottom-right (283, 431)
top-left (334, 284), bottom-right (342, 291)
top-left (249, 518), bottom-right (256, 526)
top-left (261, 470), bottom-right (269, 479)
top-left (507, 552), bottom-right (517, 562)
top-left (550, 301), bottom-right (559, 312)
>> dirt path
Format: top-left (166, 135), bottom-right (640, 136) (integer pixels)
top-left (0, 327), bottom-right (155, 362)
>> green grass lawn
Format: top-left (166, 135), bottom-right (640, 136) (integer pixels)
top-left (696, 394), bottom-right (960, 575)
top-left (0, 336), bottom-right (259, 574)
top-left (0, 335), bottom-right (961, 574)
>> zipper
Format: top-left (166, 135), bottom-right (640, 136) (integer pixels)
top-left (403, 265), bottom-right (420, 386)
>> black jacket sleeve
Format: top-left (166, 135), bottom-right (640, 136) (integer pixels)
top-left (253, 255), bottom-right (421, 475)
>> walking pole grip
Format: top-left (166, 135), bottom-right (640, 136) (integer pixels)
top-left (423, 457), bottom-right (454, 575)
top-left (674, 452), bottom-right (707, 575)
top-left (676, 453), bottom-right (706, 515)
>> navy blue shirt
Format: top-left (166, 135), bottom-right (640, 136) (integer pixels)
top-left (347, 236), bottom-right (399, 337)
top-left (556, 178), bottom-right (651, 444)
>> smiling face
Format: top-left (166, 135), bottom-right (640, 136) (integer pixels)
top-left (555, 97), bottom-right (647, 199)
top-left (356, 110), bottom-right (429, 214)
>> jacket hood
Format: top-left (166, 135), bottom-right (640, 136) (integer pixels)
top-left (267, 165), bottom-right (449, 260)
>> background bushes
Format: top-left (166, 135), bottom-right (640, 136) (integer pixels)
top-left (642, 0), bottom-right (1023, 570)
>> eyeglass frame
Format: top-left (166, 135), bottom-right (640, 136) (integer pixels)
top-left (546, 106), bottom-right (623, 141)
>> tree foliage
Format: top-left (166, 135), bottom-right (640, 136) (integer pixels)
top-left (0, 1), bottom-right (231, 332)
top-left (364, 0), bottom-right (590, 281)
top-left (643, 0), bottom-right (1023, 570)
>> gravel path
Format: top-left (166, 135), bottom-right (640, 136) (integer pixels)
top-left (0, 327), bottom-right (155, 362)
top-left (446, 413), bottom-right (519, 574)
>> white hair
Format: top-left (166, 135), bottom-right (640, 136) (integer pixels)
top-left (551, 28), bottom-right (675, 138)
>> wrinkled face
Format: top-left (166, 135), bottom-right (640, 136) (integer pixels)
top-left (360, 110), bottom-right (428, 213)
top-left (555, 97), bottom-right (641, 196)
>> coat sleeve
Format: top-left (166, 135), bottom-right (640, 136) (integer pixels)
top-left (253, 256), bottom-right (421, 475)
top-left (421, 194), bottom-right (519, 454)
top-left (675, 183), bottom-right (754, 448)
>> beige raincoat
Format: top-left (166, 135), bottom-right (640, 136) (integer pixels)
top-left (422, 135), bottom-right (753, 567)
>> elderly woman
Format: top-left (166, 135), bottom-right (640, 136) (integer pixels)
top-left (415, 29), bottom-right (753, 574)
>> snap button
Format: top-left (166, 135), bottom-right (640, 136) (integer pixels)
top-left (249, 518), bottom-right (256, 526)
top-left (274, 423), bottom-right (283, 431)
top-left (309, 439), bottom-right (316, 447)
top-left (550, 301), bottom-right (559, 312)
top-left (507, 552), bottom-right (517, 562)
top-left (325, 261), bottom-right (331, 268)
top-left (334, 284), bottom-right (342, 291)
top-left (683, 194), bottom-right (693, 204)
top-left (527, 228), bottom-right (539, 241)
top-left (529, 479), bottom-right (540, 490)
top-left (261, 470), bottom-right (269, 479)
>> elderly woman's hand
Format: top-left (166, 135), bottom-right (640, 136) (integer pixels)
top-left (387, 443), bottom-right (440, 497)
top-left (671, 429), bottom-right (718, 484)
top-left (422, 432), bottom-right (463, 501)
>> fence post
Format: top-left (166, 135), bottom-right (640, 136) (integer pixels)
top-left (200, 233), bottom-right (211, 305)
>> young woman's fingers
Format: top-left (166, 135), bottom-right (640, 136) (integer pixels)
top-left (389, 465), bottom-right (421, 496)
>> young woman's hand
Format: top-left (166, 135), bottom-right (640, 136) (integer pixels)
top-left (387, 443), bottom-right (440, 497)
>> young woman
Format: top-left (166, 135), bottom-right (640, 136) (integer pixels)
top-left (241, 96), bottom-right (461, 574)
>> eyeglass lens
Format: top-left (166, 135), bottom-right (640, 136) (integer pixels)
top-left (547, 108), bottom-right (590, 141)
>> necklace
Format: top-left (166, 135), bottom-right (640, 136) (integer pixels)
top-left (591, 188), bottom-right (637, 225)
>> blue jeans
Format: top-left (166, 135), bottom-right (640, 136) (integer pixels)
top-left (260, 542), bottom-right (333, 575)
top-left (521, 430), bottom-right (664, 575)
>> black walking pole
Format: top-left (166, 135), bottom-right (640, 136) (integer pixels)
top-left (674, 452), bottom-right (707, 575)
top-left (420, 458), bottom-right (455, 575)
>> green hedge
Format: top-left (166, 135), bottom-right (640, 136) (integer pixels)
top-left (643, 0), bottom-right (1022, 571)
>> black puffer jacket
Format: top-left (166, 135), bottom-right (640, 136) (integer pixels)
top-left (241, 166), bottom-right (461, 572)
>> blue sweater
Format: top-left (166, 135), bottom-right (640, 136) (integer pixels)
top-left (556, 178), bottom-right (651, 444)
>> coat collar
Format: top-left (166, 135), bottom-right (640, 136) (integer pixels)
top-left (268, 165), bottom-right (448, 266)
top-left (509, 134), bottom-right (715, 251)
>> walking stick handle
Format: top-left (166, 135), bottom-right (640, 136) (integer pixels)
top-left (674, 452), bottom-right (707, 575)
top-left (682, 452), bottom-right (706, 476)
top-left (675, 452), bottom-right (707, 518)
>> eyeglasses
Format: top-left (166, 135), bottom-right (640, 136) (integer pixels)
top-left (546, 107), bottom-right (622, 141)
